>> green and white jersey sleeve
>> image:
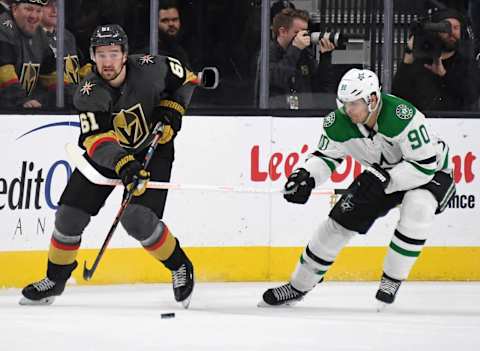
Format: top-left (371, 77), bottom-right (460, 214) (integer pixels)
top-left (300, 112), bottom-right (347, 186)
top-left (384, 108), bottom-right (437, 193)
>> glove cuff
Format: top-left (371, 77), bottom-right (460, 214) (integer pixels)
top-left (114, 154), bottom-right (135, 175)
top-left (159, 99), bottom-right (186, 115)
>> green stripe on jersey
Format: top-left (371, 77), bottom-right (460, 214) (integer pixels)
top-left (442, 150), bottom-right (449, 170)
top-left (320, 157), bottom-right (337, 172)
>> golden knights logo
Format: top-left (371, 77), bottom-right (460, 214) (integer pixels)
top-left (113, 103), bottom-right (149, 149)
top-left (19, 63), bottom-right (40, 96)
top-left (64, 55), bottom-right (80, 84)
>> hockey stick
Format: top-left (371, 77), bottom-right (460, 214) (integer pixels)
top-left (82, 122), bottom-right (165, 281)
top-left (65, 143), bottom-right (336, 196)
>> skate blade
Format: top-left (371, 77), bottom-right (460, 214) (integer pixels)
top-left (19, 296), bottom-right (56, 306)
top-left (257, 299), bottom-right (298, 308)
top-left (180, 294), bottom-right (192, 309)
top-left (375, 300), bottom-right (389, 312)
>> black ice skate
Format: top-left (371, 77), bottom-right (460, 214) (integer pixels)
top-left (162, 239), bottom-right (194, 309)
top-left (19, 261), bottom-right (78, 306)
top-left (375, 273), bottom-right (402, 311)
top-left (171, 259), bottom-right (194, 309)
top-left (19, 277), bottom-right (67, 305)
top-left (259, 282), bottom-right (306, 307)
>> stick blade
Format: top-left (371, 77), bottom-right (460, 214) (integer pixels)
top-left (83, 260), bottom-right (93, 281)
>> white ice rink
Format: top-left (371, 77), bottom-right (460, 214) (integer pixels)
top-left (1, 282), bottom-right (479, 351)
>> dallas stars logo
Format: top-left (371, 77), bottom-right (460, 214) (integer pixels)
top-left (2, 19), bottom-right (13, 29)
top-left (395, 104), bottom-right (414, 120)
top-left (323, 111), bottom-right (336, 128)
top-left (358, 72), bottom-right (365, 80)
top-left (139, 54), bottom-right (155, 65)
top-left (80, 81), bottom-right (96, 96)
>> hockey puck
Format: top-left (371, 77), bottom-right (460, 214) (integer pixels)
top-left (161, 313), bottom-right (175, 319)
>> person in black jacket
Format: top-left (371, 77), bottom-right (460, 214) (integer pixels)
top-left (156, 0), bottom-right (190, 68)
top-left (392, 8), bottom-right (479, 111)
top-left (269, 8), bottom-right (335, 109)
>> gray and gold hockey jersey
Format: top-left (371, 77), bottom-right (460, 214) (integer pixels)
top-left (44, 28), bottom-right (92, 85)
top-left (74, 54), bottom-right (196, 171)
top-left (303, 94), bottom-right (450, 194)
top-left (0, 11), bottom-right (57, 107)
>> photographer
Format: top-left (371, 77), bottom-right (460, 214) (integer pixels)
top-left (392, 8), bottom-right (479, 111)
top-left (269, 8), bottom-right (335, 109)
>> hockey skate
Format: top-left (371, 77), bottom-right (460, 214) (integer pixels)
top-left (19, 261), bottom-right (77, 306)
top-left (171, 259), bottom-right (194, 309)
top-left (19, 277), bottom-right (67, 306)
top-left (375, 273), bottom-right (402, 311)
top-left (258, 282), bottom-right (306, 307)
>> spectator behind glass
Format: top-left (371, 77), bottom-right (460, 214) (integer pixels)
top-left (270, 0), bottom-right (295, 23)
top-left (134, 1), bottom-right (190, 69)
top-left (0, 0), bottom-right (12, 15)
top-left (0, 0), bottom-right (68, 109)
top-left (392, 8), bottom-right (479, 111)
top-left (158, 1), bottom-right (191, 69)
top-left (269, 8), bottom-right (335, 109)
top-left (40, 0), bottom-right (91, 108)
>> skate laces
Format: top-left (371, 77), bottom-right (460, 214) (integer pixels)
top-left (272, 283), bottom-right (302, 302)
top-left (172, 264), bottom-right (187, 289)
top-left (379, 276), bottom-right (401, 296)
top-left (32, 278), bottom-right (56, 292)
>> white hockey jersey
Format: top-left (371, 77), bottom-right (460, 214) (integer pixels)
top-left (303, 93), bottom-right (451, 194)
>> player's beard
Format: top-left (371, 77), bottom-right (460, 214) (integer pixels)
top-left (100, 63), bottom-right (125, 82)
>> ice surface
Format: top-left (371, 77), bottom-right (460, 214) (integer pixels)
top-left (1, 282), bottom-right (479, 351)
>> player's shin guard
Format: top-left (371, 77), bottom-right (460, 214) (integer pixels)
top-left (291, 218), bottom-right (355, 292)
top-left (20, 228), bottom-right (81, 305)
top-left (378, 189), bottom-right (436, 305)
top-left (142, 222), bottom-right (194, 308)
top-left (20, 205), bottom-right (88, 305)
top-left (260, 218), bottom-right (355, 307)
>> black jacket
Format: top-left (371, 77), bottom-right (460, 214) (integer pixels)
top-left (392, 52), bottom-right (479, 111)
top-left (269, 39), bottom-right (334, 109)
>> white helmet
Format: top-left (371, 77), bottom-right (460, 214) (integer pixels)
top-left (336, 68), bottom-right (381, 113)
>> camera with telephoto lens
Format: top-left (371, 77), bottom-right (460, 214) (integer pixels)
top-left (309, 31), bottom-right (358, 50)
top-left (410, 17), bottom-right (452, 60)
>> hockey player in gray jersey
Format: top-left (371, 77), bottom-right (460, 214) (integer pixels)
top-left (20, 24), bottom-right (198, 308)
top-left (260, 68), bottom-right (455, 308)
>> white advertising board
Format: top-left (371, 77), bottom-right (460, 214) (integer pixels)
top-left (0, 115), bottom-right (478, 251)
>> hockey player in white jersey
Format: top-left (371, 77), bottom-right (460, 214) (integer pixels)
top-left (260, 68), bottom-right (456, 308)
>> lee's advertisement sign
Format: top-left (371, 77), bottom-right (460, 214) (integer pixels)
top-left (0, 115), bottom-right (479, 251)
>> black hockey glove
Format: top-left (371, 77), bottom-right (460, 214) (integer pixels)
top-left (283, 168), bottom-right (316, 204)
top-left (355, 163), bottom-right (390, 198)
top-left (115, 155), bottom-right (150, 196)
top-left (158, 109), bottom-right (182, 133)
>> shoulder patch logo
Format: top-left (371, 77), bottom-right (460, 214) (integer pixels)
top-left (2, 19), bottom-right (13, 29)
top-left (395, 104), bottom-right (414, 120)
top-left (323, 112), bottom-right (336, 128)
top-left (139, 54), bottom-right (155, 65)
top-left (80, 81), bottom-right (96, 96)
